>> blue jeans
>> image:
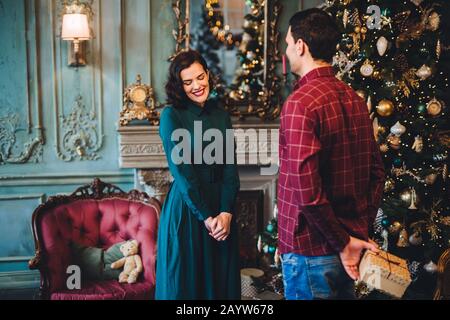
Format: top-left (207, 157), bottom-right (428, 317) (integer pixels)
top-left (281, 253), bottom-right (355, 300)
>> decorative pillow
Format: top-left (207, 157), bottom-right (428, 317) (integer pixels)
top-left (71, 241), bottom-right (125, 281)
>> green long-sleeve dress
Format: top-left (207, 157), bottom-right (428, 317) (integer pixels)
top-left (155, 98), bottom-right (240, 300)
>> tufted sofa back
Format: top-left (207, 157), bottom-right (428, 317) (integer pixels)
top-left (29, 179), bottom-right (160, 297)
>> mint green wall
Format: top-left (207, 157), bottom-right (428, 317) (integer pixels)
top-left (0, 0), bottom-right (175, 287)
top-left (0, 0), bottom-right (304, 291)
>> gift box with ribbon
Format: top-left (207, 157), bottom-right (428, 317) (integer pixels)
top-left (359, 250), bottom-right (412, 298)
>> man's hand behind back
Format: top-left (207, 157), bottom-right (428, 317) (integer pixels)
top-left (339, 236), bottom-right (379, 280)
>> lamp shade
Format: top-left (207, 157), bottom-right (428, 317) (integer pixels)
top-left (61, 13), bottom-right (91, 40)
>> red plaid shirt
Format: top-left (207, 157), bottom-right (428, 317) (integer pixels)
top-left (278, 66), bottom-right (385, 256)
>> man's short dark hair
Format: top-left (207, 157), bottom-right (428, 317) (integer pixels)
top-left (289, 8), bottom-right (341, 63)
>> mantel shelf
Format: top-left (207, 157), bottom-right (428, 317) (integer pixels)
top-left (118, 122), bottom-right (280, 170)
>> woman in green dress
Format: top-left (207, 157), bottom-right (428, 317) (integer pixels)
top-left (155, 50), bottom-right (240, 300)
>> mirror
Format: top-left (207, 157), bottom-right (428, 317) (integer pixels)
top-left (171, 0), bottom-right (283, 120)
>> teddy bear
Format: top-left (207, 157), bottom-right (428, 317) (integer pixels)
top-left (110, 239), bottom-right (143, 284)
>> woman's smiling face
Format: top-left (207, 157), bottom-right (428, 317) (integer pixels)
top-left (180, 62), bottom-right (210, 107)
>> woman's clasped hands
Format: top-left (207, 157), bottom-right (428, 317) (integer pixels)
top-left (204, 212), bottom-right (233, 241)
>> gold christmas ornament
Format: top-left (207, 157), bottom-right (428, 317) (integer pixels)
top-left (356, 89), bottom-right (366, 100)
top-left (409, 231), bottom-right (422, 246)
top-left (274, 248), bottom-right (280, 268)
top-left (389, 221), bottom-right (403, 234)
top-left (376, 99), bottom-right (394, 117)
top-left (411, 135), bottom-right (424, 153)
top-left (425, 173), bottom-right (438, 185)
top-left (397, 228), bottom-right (409, 247)
top-left (360, 26), bottom-right (367, 37)
top-left (400, 188), bottom-right (419, 209)
top-left (387, 134), bottom-right (401, 150)
top-left (372, 70), bottom-right (381, 80)
top-left (376, 36), bottom-right (389, 56)
top-left (384, 178), bottom-right (395, 192)
top-left (426, 98), bottom-right (443, 116)
top-left (443, 164), bottom-right (448, 181)
top-left (410, 0), bottom-right (423, 5)
top-left (409, 188), bottom-right (419, 210)
top-left (399, 188), bottom-right (412, 206)
top-left (415, 64), bottom-right (432, 80)
top-left (367, 96), bottom-right (373, 114)
top-left (360, 59), bottom-right (374, 77)
top-left (372, 117), bottom-right (379, 140)
top-left (426, 11), bottom-right (440, 31)
top-left (436, 39), bottom-right (441, 59)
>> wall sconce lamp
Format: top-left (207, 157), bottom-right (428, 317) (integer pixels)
top-left (61, 0), bottom-right (92, 67)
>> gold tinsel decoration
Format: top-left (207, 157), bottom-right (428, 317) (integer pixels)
top-left (427, 223), bottom-right (439, 241)
top-left (397, 81), bottom-right (411, 98)
top-left (396, 68), bottom-right (419, 98)
top-left (440, 216), bottom-right (450, 226)
top-left (380, 144), bottom-right (389, 153)
top-left (426, 205), bottom-right (442, 241)
top-left (404, 69), bottom-right (420, 88)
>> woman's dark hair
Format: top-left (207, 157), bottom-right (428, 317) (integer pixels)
top-left (165, 50), bottom-right (214, 109)
top-left (289, 8), bottom-right (340, 63)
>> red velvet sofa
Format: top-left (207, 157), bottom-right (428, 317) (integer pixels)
top-left (29, 178), bottom-right (160, 300)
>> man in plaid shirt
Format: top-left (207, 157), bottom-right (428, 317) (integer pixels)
top-left (278, 9), bottom-right (385, 299)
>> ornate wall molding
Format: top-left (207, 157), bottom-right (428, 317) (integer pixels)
top-left (58, 95), bottom-right (101, 161)
top-left (52, 0), bottom-right (104, 162)
top-left (120, 143), bottom-right (165, 156)
top-left (0, 0), bottom-right (45, 165)
top-left (0, 110), bottom-right (43, 165)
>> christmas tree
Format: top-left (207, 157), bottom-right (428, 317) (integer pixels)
top-left (258, 217), bottom-right (279, 265)
top-left (191, 0), bottom-right (233, 99)
top-left (256, 206), bottom-right (284, 295)
top-left (324, 0), bottom-right (449, 298)
top-left (227, 0), bottom-right (266, 110)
